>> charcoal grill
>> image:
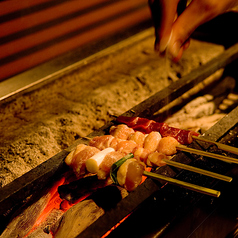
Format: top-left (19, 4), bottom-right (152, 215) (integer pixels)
top-left (1, 22), bottom-right (238, 238)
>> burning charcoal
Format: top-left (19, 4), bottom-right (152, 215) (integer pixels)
top-left (53, 199), bottom-right (104, 238)
top-left (26, 209), bottom-right (64, 238)
top-left (0, 193), bottom-right (51, 238)
top-left (89, 185), bottom-right (126, 211)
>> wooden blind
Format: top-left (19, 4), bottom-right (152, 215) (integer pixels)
top-left (0, 0), bottom-right (151, 81)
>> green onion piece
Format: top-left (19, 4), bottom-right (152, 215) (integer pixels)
top-left (110, 153), bottom-right (134, 185)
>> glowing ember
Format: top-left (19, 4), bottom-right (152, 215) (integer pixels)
top-left (24, 177), bottom-right (68, 237)
top-left (20, 163), bottom-right (151, 238)
top-left (101, 214), bottom-right (131, 238)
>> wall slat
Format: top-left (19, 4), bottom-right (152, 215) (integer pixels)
top-left (0, 0), bottom-right (151, 81)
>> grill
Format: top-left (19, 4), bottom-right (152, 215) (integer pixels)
top-left (1, 13), bottom-right (238, 238)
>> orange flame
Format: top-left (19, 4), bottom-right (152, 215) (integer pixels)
top-left (24, 166), bottom-right (152, 237)
top-left (24, 177), bottom-right (69, 237)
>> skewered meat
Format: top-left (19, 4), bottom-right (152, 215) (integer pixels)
top-left (109, 124), bottom-right (135, 139)
top-left (128, 131), bottom-right (145, 146)
top-left (109, 124), bottom-right (163, 154)
top-left (116, 158), bottom-right (145, 192)
top-left (66, 143), bottom-right (127, 180)
top-left (65, 121), bottom-right (181, 192)
top-left (89, 135), bottom-right (122, 150)
top-left (89, 135), bottom-right (114, 150)
top-left (157, 137), bottom-right (179, 156)
top-left (70, 146), bottom-right (100, 177)
top-left (65, 144), bottom-right (87, 166)
top-left (64, 116), bottom-right (231, 196)
top-left (89, 134), bottom-right (139, 155)
top-left (116, 116), bottom-right (167, 134)
top-left (64, 137), bottom-right (168, 192)
top-left (116, 140), bottom-right (138, 154)
top-left (89, 128), bottom-right (170, 166)
top-left (116, 116), bottom-right (199, 144)
top-left (147, 151), bottom-right (167, 167)
top-left (143, 131), bottom-right (162, 152)
top-left (160, 126), bottom-right (196, 145)
top-left (133, 147), bottom-right (151, 163)
top-left (98, 151), bottom-right (127, 180)
top-left (65, 145), bottom-right (145, 192)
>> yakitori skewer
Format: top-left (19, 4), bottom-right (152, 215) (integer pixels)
top-left (143, 171), bottom-right (221, 197)
top-left (192, 135), bottom-right (238, 155)
top-left (177, 144), bottom-right (238, 164)
top-left (162, 158), bottom-right (232, 182)
top-left (109, 154), bottom-right (222, 197)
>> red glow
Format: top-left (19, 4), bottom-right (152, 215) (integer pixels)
top-left (24, 177), bottom-right (69, 237)
top-left (23, 166), bottom-right (152, 237)
top-left (101, 213), bottom-right (131, 238)
top-left (142, 166), bottom-right (151, 182)
top-left (24, 175), bottom-right (98, 237)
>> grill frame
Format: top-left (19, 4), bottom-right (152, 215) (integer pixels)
top-left (78, 106), bottom-right (238, 238)
top-left (0, 41), bottom-right (238, 237)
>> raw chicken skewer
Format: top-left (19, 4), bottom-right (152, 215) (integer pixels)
top-left (65, 130), bottom-right (231, 197)
top-left (87, 132), bottom-right (232, 183)
top-left (117, 116), bottom-right (238, 152)
top-left (115, 116), bottom-right (238, 164)
top-left (64, 121), bottom-right (234, 196)
top-left (108, 124), bottom-right (234, 178)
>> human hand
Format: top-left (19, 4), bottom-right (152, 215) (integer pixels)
top-left (149, 0), bottom-right (238, 61)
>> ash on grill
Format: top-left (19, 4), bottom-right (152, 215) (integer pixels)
top-left (1, 29), bottom-right (238, 237)
top-left (1, 83), bottom-right (238, 238)
top-left (0, 37), bottom-right (225, 188)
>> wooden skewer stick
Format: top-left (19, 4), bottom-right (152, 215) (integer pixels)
top-left (177, 144), bottom-right (238, 164)
top-left (143, 171), bottom-right (221, 197)
top-left (162, 158), bottom-right (232, 182)
top-left (192, 135), bottom-right (238, 155)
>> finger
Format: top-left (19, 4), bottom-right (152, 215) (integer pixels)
top-left (172, 39), bottom-right (190, 62)
top-left (149, 0), bottom-right (180, 52)
top-left (183, 38), bottom-right (190, 50)
top-left (167, 0), bottom-right (226, 59)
